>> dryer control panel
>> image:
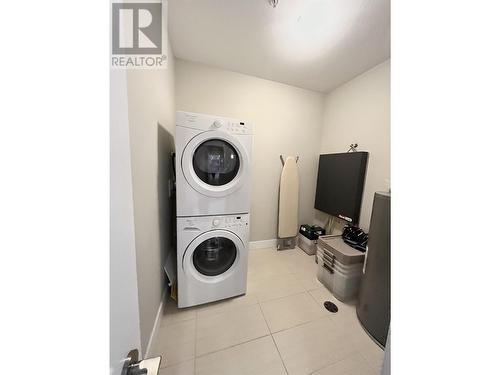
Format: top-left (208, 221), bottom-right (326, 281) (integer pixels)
top-left (176, 111), bottom-right (253, 135)
top-left (222, 120), bottom-right (251, 135)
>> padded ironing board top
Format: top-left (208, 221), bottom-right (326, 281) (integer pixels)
top-left (278, 156), bottom-right (299, 238)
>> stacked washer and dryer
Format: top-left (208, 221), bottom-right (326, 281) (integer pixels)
top-left (175, 111), bottom-right (253, 308)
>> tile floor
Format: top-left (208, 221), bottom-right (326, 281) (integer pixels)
top-left (152, 247), bottom-right (384, 375)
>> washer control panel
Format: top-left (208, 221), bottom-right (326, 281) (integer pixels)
top-left (219, 215), bottom-right (248, 229)
top-left (180, 214), bottom-right (249, 232)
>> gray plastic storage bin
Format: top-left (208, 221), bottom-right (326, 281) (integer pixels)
top-left (316, 254), bottom-right (334, 290)
top-left (316, 236), bottom-right (365, 301)
top-left (331, 261), bottom-right (362, 301)
top-left (298, 234), bottom-right (317, 255)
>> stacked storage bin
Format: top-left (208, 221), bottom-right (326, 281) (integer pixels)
top-left (298, 225), bottom-right (326, 255)
top-left (316, 235), bottom-right (365, 301)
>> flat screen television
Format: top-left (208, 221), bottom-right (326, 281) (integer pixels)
top-left (314, 152), bottom-right (368, 225)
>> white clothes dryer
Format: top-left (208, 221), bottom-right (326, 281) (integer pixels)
top-left (175, 111), bottom-right (253, 217)
top-left (176, 214), bottom-right (249, 308)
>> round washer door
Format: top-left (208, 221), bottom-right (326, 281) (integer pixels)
top-left (181, 131), bottom-right (249, 197)
top-left (183, 230), bottom-right (244, 282)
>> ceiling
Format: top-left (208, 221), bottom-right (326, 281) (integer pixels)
top-left (168, 0), bottom-right (390, 93)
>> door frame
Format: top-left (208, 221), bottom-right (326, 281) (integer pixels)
top-left (110, 68), bottom-right (143, 375)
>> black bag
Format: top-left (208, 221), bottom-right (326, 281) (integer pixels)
top-left (342, 226), bottom-right (368, 252)
top-left (299, 224), bottom-right (325, 240)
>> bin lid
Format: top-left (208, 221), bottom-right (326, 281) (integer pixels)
top-left (317, 235), bottom-right (365, 264)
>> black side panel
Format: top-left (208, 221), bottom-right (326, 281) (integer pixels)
top-left (314, 152), bottom-right (368, 225)
top-left (356, 192), bottom-right (391, 347)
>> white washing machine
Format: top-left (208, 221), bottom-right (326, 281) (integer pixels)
top-left (176, 214), bottom-right (249, 308)
top-left (175, 111), bottom-right (253, 217)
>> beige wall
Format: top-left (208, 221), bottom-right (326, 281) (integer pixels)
top-left (126, 14), bottom-right (176, 351)
top-left (175, 59), bottom-right (324, 241)
top-left (316, 60), bottom-right (390, 231)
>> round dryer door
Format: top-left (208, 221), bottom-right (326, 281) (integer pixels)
top-left (182, 130), bottom-right (249, 197)
top-left (193, 140), bottom-right (240, 186)
top-left (183, 230), bottom-right (244, 280)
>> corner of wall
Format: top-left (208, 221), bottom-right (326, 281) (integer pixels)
top-left (315, 60), bottom-right (390, 231)
top-left (126, 5), bottom-right (177, 352)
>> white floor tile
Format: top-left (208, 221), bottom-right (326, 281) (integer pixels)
top-left (195, 303), bottom-right (270, 356)
top-left (296, 274), bottom-right (324, 291)
top-left (159, 359), bottom-right (195, 375)
top-left (273, 317), bottom-right (361, 375)
top-left (308, 284), bottom-right (336, 305)
top-left (260, 292), bottom-right (328, 333)
top-left (195, 336), bottom-right (286, 375)
top-left (248, 247), bottom-right (280, 262)
top-left (311, 352), bottom-right (378, 375)
top-left (286, 256), bottom-right (318, 277)
top-left (247, 273), bottom-right (306, 302)
top-left (161, 298), bottom-right (197, 326)
top-left (355, 333), bottom-right (385, 372)
top-left (195, 293), bottom-right (258, 319)
top-left (153, 319), bottom-right (196, 367)
top-left (308, 286), bottom-right (358, 321)
top-left (157, 245), bottom-right (387, 374)
top-left (247, 259), bottom-right (292, 282)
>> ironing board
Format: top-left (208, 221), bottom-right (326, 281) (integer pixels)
top-left (278, 156), bottom-right (299, 249)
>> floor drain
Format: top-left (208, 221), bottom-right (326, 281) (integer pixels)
top-left (324, 301), bottom-right (338, 313)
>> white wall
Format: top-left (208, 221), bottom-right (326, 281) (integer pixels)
top-left (317, 60), bottom-right (390, 231)
top-left (126, 6), bottom-right (176, 351)
top-left (110, 69), bottom-right (142, 374)
top-left (175, 59), bottom-right (324, 241)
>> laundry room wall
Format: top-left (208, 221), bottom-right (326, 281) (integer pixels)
top-left (175, 59), bottom-right (324, 242)
top-left (126, 2), bottom-right (176, 353)
top-left (316, 60), bottom-right (390, 231)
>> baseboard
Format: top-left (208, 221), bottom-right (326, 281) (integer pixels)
top-left (144, 288), bottom-right (167, 358)
top-left (249, 238), bottom-right (277, 250)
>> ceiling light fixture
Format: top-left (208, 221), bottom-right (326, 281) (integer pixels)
top-left (268, 0), bottom-right (279, 8)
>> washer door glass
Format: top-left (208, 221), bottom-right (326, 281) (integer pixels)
top-left (192, 237), bottom-right (237, 276)
top-left (192, 139), bottom-right (240, 186)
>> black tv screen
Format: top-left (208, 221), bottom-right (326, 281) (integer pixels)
top-left (314, 152), bottom-right (368, 224)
